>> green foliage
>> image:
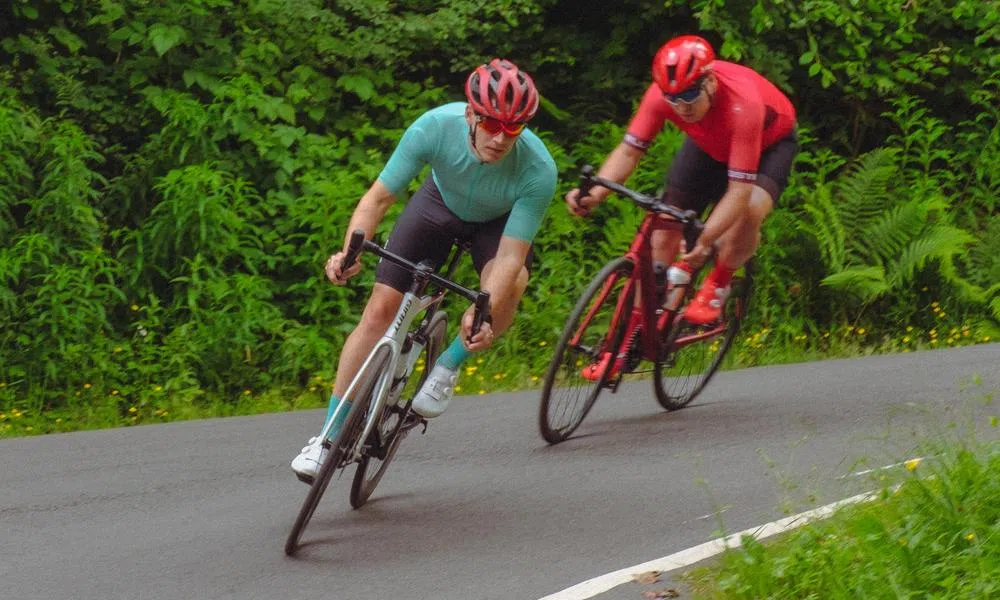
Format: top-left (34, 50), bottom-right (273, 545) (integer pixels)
top-left (791, 143), bottom-right (992, 321)
top-left (689, 439), bottom-right (1000, 599)
top-left (0, 0), bottom-right (997, 432)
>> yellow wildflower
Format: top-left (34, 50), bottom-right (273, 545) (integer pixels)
top-left (128, 406), bottom-right (137, 413)
top-left (131, 304), bottom-right (139, 311)
top-left (965, 533), bottom-right (976, 542)
top-left (538, 341), bottom-right (547, 347)
top-left (904, 458), bottom-right (921, 472)
top-left (84, 383), bottom-right (92, 389)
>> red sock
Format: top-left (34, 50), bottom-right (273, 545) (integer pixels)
top-left (709, 263), bottom-right (736, 288)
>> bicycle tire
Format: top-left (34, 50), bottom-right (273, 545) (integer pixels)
top-left (285, 346), bottom-right (391, 556)
top-left (653, 260), bottom-right (754, 410)
top-left (539, 256), bottom-right (635, 444)
top-left (349, 312), bottom-right (448, 508)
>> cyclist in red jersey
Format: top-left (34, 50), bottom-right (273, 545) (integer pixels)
top-left (566, 35), bottom-right (798, 326)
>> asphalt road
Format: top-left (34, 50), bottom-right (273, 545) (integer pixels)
top-left (2, 344), bottom-right (997, 600)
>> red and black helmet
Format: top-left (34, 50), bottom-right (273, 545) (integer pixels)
top-left (465, 59), bottom-right (539, 123)
top-left (652, 35), bottom-right (716, 95)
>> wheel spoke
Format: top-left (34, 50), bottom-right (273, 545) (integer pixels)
top-left (653, 262), bottom-right (753, 411)
top-left (539, 257), bottom-right (634, 444)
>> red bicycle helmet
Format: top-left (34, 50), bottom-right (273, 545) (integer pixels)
top-left (465, 59), bottom-right (539, 123)
top-left (652, 35), bottom-right (716, 95)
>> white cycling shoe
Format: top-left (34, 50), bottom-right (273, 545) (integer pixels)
top-left (290, 437), bottom-right (328, 484)
top-left (411, 364), bottom-right (459, 418)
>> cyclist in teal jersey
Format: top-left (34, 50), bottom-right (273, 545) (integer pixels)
top-left (292, 59), bottom-right (558, 481)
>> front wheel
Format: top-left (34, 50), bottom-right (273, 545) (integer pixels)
top-left (349, 311), bottom-right (447, 509)
top-left (285, 346), bottom-right (390, 556)
top-left (539, 257), bottom-right (635, 444)
top-left (653, 260), bottom-right (754, 410)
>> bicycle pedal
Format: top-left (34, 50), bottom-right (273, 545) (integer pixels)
top-left (401, 413), bottom-right (429, 434)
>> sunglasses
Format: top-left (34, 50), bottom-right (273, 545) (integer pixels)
top-left (663, 82), bottom-right (704, 107)
top-left (476, 115), bottom-right (526, 137)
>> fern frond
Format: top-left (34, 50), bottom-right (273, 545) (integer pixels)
top-left (821, 266), bottom-right (890, 302)
top-left (890, 226), bottom-right (977, 288)
top-left (796, 186), bottom-right (846, 271)
top-left (835, 148), bottom-right (899, 226)
top-left (936, 252), bottom-right (989, 304)
top-left (860, 197), bottom-right (947, 265)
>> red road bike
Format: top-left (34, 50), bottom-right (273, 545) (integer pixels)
top-left (538, 167), bottom-right (754, 444)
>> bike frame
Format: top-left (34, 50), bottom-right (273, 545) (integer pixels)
top-left (570, 167), bottom-right (728, 376)
top-left (570, 215), bottom-right (683, 362)
top-left (315, 233), bottom-right (487, 462)
top-left (317, 281), bottom-right (444, 462)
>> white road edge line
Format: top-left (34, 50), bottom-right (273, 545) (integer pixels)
top-left (837, 457), bottom-right (926, 480)
top-left (536, 489), bottom-right (879, 600)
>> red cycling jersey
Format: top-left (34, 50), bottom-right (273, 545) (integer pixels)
top-left (624, 61), bottom-right (796, 184)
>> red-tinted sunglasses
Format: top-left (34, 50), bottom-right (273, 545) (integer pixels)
top-left (476, 115), bottom-right (526, 136)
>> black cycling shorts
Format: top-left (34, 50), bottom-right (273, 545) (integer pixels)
top-left (662, 130), bottom-right (798, 215)
top-left (374, 176), bottom-right (534, 293)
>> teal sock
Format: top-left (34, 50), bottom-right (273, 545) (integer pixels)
top-left (324, 393), bottom-right (351, 433)
top-left (437, 336), bottom-right (472, 370)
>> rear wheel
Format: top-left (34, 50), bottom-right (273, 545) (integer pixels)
top-left (285, 346), bottom-right (390, 555)
top-left (349, 312), bottom-right (447, 509)
top-left (539, 257), bottom-right (635, 444)
top-left (653, 260), bottom-right (753, 410)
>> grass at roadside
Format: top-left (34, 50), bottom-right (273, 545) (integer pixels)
top-left (683, 433), bottom-right (1000, 599)
top-left (0, 332), bottom-right (995, 439)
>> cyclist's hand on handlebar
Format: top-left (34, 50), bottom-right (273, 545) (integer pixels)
top-left (461, 306), bottom-right (495, 352)
top-left (325, 251), bottom-right (362, 285)
top-left (565, 188), bottom-right (599, 217)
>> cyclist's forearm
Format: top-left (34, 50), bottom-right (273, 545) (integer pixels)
top-left (699, 182), bottom-right (752, 247)
top-left (479, 255), bottom-right (522, 332)
top-left (344, 181), bottom-right (396, 247)
top-left (594, 143), bottom-right (644, 200)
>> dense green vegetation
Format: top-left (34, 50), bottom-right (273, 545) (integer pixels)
top-left (1, 0), bottom-right (997, 435)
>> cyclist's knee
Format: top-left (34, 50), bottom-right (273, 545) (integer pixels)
top-left (515, 266), bottom-right (530, 292)
top-left (359, 285), bottom-right (403, 329)
top-left (748, 187), bottom-right (774, 223)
